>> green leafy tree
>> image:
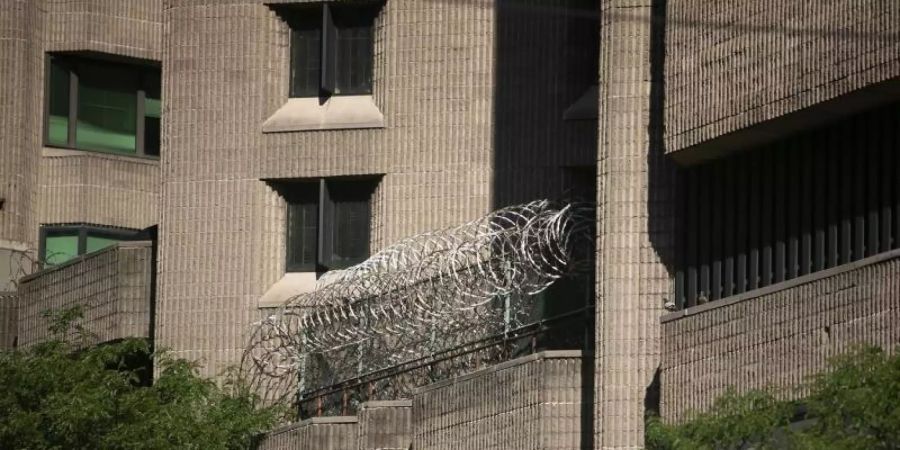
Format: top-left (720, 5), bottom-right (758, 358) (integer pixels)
top-left (0, 308), bottom-right (282, 449)
top-left (647, 346), bottom-right (900, 450)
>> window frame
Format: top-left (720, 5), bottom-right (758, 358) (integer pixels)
top-left (282, 177), bottom-right (379, 273)
top-left (283, 1), bottom-right (382, 99)
top-left (43, 53), bottom-right (161, 158)
top-left (39, 224), bottom-right (146, 266)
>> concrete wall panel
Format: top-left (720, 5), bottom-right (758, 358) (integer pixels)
top-left (412, 350), bottom-right (585, 450)
top-left (16, 242), bottom-right (153, 347)
top-left (665, 0), bottom-right (900, 158)
top-left (661, 250), bottom-right (900, 422)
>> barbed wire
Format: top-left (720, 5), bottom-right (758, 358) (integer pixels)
top-left (241, 200), bottom-right (595, 405)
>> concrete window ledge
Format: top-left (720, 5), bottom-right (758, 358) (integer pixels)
top-left (41, 147), bottom-right (160, 164)
top-left (258, 272), bottom-right (318, 308)
top-left (261, 95), bottom-right (385, 133)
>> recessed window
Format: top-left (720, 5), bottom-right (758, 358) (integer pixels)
top-left (40, 225), bottom-right (147, 266)
top-left (45, 55), bottom-right (161, 157)
top-left (283, 2), bottom-right (382, 98)
top-left (283, 178), bottom-right (378, 272)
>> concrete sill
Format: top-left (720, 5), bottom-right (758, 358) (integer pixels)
top-left (258, 272), bottom-right (318, 308)
top-left (42, 147), bottom-right (160, 165)
top-left (261, 95), bottom-right (385, 133)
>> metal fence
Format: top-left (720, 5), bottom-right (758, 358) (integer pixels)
top-left (295, 305), bottom-right (594, 418)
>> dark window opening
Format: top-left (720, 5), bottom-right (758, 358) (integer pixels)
top-left (39, 224), bottom-right (149, 267)
top-left (44, 54), bottom-right (161, 157)
top-left (283, 178), bottom-right (378, 273)
top-left (674, 101), bottom-right (900, 308)
top-left (283, 2), bottom-right (381, 98)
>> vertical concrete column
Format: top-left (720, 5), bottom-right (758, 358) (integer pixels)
top-left (0, 0), bottom-right (42, 286)
top-left (595, 0), bottom-right (674, 448)
top-left (357, 400), bottom-right (412, 450)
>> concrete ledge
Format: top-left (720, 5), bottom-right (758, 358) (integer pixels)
top-left (360, 400), bottom-right (412, 409)
top-left (414, 349), bottom-right (582, 394)
top-left (661, 248), bottom-right (900, 323)
top-left (42, 147), bottom-right (160, 164)
top-left (19, 241), bottom-right (153, 283)
top-left (261, 95), bottom-right (385, 133)
top-left (266, 416), bottom-right (359, 436)
top-left (258, 272), bottom-right (317, 308)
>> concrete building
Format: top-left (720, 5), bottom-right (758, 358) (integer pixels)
top-left (1, 0), bottom-right (898, 448)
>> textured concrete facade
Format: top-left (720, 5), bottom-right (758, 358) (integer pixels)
top-left (256, 417), bottom-right (359, 450)
top-left (0, 0), bottom-right (162, 347)
top-left (665, 0), bottom-right (900, 160)
top-left (158, 0), bottom-right (494, 376)
top-left (258, 352), bottom-right (585, 450)
top-left (660, 250), bottom-right (900, 422)
top-left (16, 242), bottom-right (154, 348)
top-left (2, 0), bottom-right (899, 448)
top-left (595, 0), bottom-right (676, 448)
top-left (357, 400), bottom-right (412, 450)
top-left (39, 151), bottom-right (159, 229)
top-left (413, 350), bottom-right (586, 450)
top-left (0, 0), bottom-right (43, 251)
top-left (157, 0), bottom-right (597, 377)
top-left (0, 0), bottom-right (162, 276)
top-left (0, 292), bottom-right (17, 350)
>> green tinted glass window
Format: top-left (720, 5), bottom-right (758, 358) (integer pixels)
top-left (44, 235), bottom-right (79, 265)
top-left (47, 59), bottom-right (70, 146)
top-left (75, 63), bottom-right (138, 154)
top-left (85, 236), bottom-right (118, 254)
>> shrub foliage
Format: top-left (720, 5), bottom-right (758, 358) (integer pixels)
top-left (647, 346), bottom-right (900, 450)
top-left (0, 308), bottom-right (280, 450)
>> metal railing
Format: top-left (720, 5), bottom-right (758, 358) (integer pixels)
top-left (296, 305), bottom-right (594, 418)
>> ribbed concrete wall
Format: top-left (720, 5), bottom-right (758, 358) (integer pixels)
top-left (44, 0), bottom-right (162, 61)
top-left (412, 350), bottom-right (585, 450)
top-left (256, 417), bottom-right (359, 450)
top-left (660, 250), bottom-right (900, 422)
top-left (357, 400), bottom-right (411, 450)
top-left (16, 242), bottom-right (154, 347)
top-left (157, 0), bottom-right (497, 376)
top-left (1, 0), bottom-right (162, 264)
top-left (665, 0), bottom-right (900, 158)
top-left (0, 292), bottom-right (17, 350)
top-left (40, 151), bottom-right (159, 230)
top-left (595, 0), bottom-right (676, 448)
top-left (0, 0), bottom-right (43, 250)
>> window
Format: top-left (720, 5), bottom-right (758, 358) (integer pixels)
top-left (283, 2), bottom-right (382, 98)
top-left (40, 225), bottom-right (147, 266)
top-left (674, 100), bottom-right (900, 309)
top-left (283, 178), bottom-right (378, 272)
top-left (45, 55), bottom-right (161, 157)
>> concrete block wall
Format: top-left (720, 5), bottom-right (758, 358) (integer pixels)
top-left (158, 0), bottom-right (497, 377)
top-left (0, 0), bottom-right (162, 270)
top-left (256, 351), bottom-right (584, 450)
top-left (357, 400), bottom-right (412, 450)
top-left (256, 417), bottom-right (359, 450)
top-left (412, 350), bottom-right (585, 450)
top-left (660, 249), bottom-right (900, 422)
top-left (0, 292), bottom-right (17, 350)
top-left (40, 151), bottom-right (160, 230)
top-left (44, 0), bottom-right (163, 61)
top-left (665, 0), bottom-right (900, 159)
top-left (595, 0), bottom-right (676, 448)
top-left (16, 241), bottom-right (154, 347)
top-left (0, 0), bottom-right (44, 251)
